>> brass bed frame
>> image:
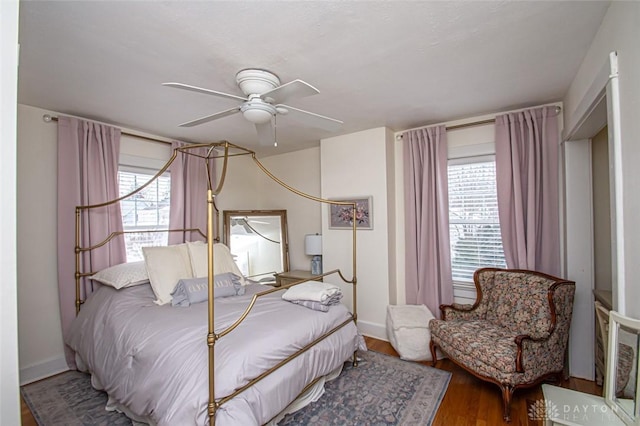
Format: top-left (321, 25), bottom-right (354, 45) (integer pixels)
top-left (73, 140), bottom-right (359, 425)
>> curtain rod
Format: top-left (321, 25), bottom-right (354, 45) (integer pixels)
top-left (43, 114), bottom-right (173, 145)
top-left (396, 105), bottom-right (562, 140)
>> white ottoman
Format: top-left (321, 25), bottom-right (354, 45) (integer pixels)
top-left (386, 304), bottom-right (435, 361)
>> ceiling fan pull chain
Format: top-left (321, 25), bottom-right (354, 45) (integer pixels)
top-left (273, 114), bottom-right (278, 147)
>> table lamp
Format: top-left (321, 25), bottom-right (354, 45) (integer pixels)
top-left (305, 234), bottom-right (323, 275)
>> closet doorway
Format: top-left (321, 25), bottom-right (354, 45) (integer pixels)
top-left (563, 52), bottom-right (622, 381)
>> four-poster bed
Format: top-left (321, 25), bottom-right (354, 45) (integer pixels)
top-left (66, 141), bottom-right (362, 425)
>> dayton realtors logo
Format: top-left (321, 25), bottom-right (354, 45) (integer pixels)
top-left (528, 398), bottom-right (621, 423)
top-left (528, 399), bottom-right (559, 420)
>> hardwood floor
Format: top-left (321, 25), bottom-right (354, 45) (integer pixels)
top-left (20, 336), bottom-right (601, 425)
top-left (20, 395), bottom-right (37, 426)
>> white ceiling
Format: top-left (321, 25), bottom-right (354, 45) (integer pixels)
top-left (18, 1), bottom-right (610, 157)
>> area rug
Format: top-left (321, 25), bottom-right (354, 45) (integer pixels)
top-left (21, 371), bottom-right (131, 426)
top-left (21, 350), bottom-right (450, 425)
top-left (280, 350), bottom-right (451, 425)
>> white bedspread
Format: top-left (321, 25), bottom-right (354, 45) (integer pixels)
top-left (65, 283), bottom-right (359, 425)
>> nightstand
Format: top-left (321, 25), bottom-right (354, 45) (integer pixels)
top-left (274, 270), bottom-right (322, 287)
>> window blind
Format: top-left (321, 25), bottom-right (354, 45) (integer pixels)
top-left (448, 159), bottom-right (506, 282)
top-left (118, 170), bottom-right (171, 261)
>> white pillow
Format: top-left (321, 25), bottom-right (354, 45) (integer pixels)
top-left (89, 261), bottom-right (149, 289)
top-left (142, 244), bottom-right (194, 305)
top-left (186, 241), bottom-right (247, 285)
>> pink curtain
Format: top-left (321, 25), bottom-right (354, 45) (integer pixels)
top-left (168, 141), bottom-right (216, 245)
top-left (57, 116), bottom-right (126, 368)
top-left (495, 106), bottom-right (560, 276)
top-left (403, 125), bottom-right (453, 316)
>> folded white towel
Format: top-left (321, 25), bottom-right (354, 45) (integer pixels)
top-left (282, 281), bottom-right (342, 303)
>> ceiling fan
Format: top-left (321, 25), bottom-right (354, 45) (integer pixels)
top-left (163, 68), bottom-right (343, 146)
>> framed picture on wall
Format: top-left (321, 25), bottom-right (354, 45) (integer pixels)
top-left (328, 197), bottom-right (373, 230)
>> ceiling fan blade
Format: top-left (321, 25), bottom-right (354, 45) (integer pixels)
top-left (255, 122), bottom-right (275, 146)
top-left (163, 82), bottom-right (247, 102)
top-left (260, 80), bottom-right (319, 104)
top-left (178, 106), bottom-right (241, 127)
top-left (277, 104), bottom-right (343, 131)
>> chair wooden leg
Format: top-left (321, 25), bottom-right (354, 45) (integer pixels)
top-left (563, 345), bottom-right (570, 380)
top-left (429, 339), bottom-right (438, 367)
top-left (500, 384), bottom-right (514, 422)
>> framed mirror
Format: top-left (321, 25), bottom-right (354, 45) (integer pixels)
top-left (605, 310), bottom-right (640, 425)
top-left (223, 210), bottom-right (289, 284)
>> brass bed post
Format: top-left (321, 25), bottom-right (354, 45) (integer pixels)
top-left (75, 207), bottom-right (82, 315)
top-left (351, 208), bottom-right (358, 367)
top-left (206, 141), bottom-right (230, 426)
top-left (351, 205), bottom-right (357, 319)
top-left (207, 188), bottom-right (217, 426)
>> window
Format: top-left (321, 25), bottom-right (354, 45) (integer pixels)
top-left (448, 157), bottom-right (506, 282)
top-left (118, 169), bottom-right (171, 261)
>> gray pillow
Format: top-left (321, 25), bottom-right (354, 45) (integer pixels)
top-left (170, 273), bottom-right (245, 307)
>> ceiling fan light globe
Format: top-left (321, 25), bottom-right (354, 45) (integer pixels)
top-left (242, 108), bottom-right (273, 124)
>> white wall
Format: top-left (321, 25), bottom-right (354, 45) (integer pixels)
top-left (215, 154), bottom-right (262, 215)
top-left (214, 147), bottom-right (322, 272)
top-left (258, 148), bottom-right (322, 271)
top-left (564, 139), bottom-right (595, 380)
top-left (1, 1), bottom-right (21, 423)
top-left (321, 127), bottom-right (395, 340)
top-left (591, 127), bottom-right (611, 292)
top-left (563, 2), bottom-right (640, 319)
top-left (16, 105), bottom-right (68, 384)
top-left (392, 136), bottom-right (405, 305)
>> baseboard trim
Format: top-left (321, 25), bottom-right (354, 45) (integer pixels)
top-left (20, 357), bottom-right (69, 385)
top-left (357, 320), bottom-right (387, 341)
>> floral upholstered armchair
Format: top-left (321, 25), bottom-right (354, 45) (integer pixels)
top-left (428, 268), bottom-right (575, 422)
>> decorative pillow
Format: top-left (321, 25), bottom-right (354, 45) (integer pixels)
top-left (142, 244), bottom-right (193, 305)
top-left (170, 273), bottom-right (246, 307)
top-left (89, 261), bottom-right (149, 289)
top-left (186, 241), bottom-right (247, 285)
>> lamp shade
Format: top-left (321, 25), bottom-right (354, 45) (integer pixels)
top-left (304, 234), bottom-right (322, 256)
